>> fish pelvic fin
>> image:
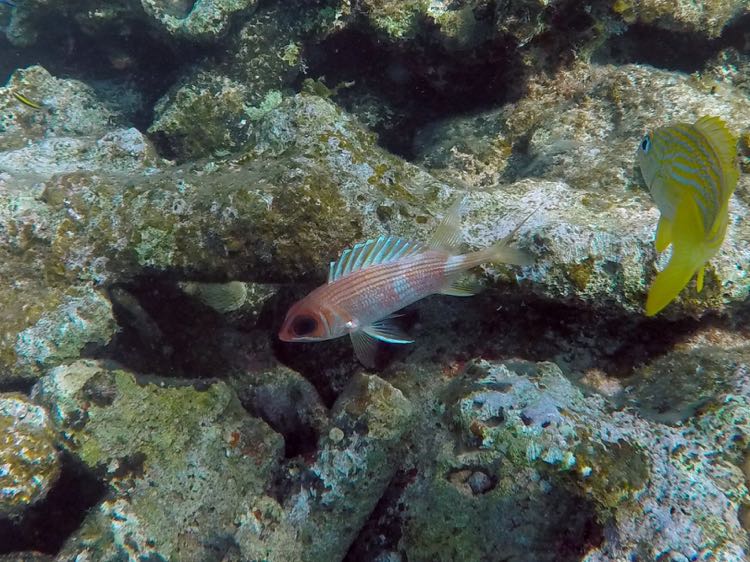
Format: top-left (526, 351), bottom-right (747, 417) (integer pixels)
top-left (646, 197), bottom-right (708, 316)
top-left (363, 316), bottom-right (414, 344)
top-left (350, 315), bottom-right (413, 368)
top-left (350, 331), bottom-right (378, 369)
top-left (655, 216), bottom-right (672, 253)
top-left (428, 196), bottom-right (466, 252)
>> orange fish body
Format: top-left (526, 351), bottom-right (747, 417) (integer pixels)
top-left (279, 199), bottom-right (532, 367)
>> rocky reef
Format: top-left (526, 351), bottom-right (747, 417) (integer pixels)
top-left (1, 0), bottom-right (749, 560)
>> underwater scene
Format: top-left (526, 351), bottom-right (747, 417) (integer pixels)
top-left (1, 0), bottom-right (750, 561)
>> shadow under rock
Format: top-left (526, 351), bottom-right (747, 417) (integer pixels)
top-left (592, 12), bottom-right (750, 73)
top-left (0, 454), bottom-right (106, 555)
top-left (354, 291), bottom-right (706, 381)
top-left (101, 278), bottom-right (241, 379)
top-left (302, 27), bottom-right (526, 160)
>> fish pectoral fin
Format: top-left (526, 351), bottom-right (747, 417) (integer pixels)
top-left (655, 216), bottom-right (672, 253)
top-left (428, 196), bottom-right (465, 252)
top-left (350, 331), bottom-right (379, 369)
top-left (441, 275), bottom-right (483, 296)
top-left (362, 316), bottom-right (414, 344)
top-left (646, 198), bottom-right (705, 316)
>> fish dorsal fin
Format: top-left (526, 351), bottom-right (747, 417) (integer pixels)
top-left (693, 116), bottom-right (739, 188)
top-left (428, 197), bottom-right (465, 252)
top-left (328, 235), bottom-right (424, 282)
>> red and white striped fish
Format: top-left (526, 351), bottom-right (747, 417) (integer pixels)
top-left (278, 199), bottom-right (532, 367)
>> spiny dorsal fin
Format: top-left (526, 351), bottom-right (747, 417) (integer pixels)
top-left (328, 235), bottom-right (424, 282)
top-left (428, 196), bottom-right (465, 252)
top-left (693, 116), bottom-right (739, 189)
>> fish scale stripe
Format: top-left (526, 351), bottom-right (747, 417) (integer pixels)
top-left (664, 129), bottom-right (710, 172)
top-left (670, 127), bottom-right (721, 186)
top-left (664, 127), bottom-right (723, 229)
top-left (325, 258), bottom-right (445, 307)
top-left (337, 260), bottom-right (443, 300)
top-left (327, 265), bottom-right (416, 305)
top-left (669, 164), bottom-right (713, 207)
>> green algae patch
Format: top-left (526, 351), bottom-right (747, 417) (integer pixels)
top-left (572, 440), bottom-right (650, 511)
top-left (72, 370), bottom-right (228, 470)
top-left (567, 258), bottom-right (595, 292)
top-left (34, 360), bottom-right (283, 560)
top-left (135, 226), bottom-right (177, 269)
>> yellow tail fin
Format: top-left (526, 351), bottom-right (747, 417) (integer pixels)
top-left (646, 197), bottom-right (707, 316)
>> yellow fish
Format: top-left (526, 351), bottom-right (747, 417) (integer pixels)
top-left (12, 91), bottom-right (43, 110)
top-left (637, 116), bottom-right (739, 316)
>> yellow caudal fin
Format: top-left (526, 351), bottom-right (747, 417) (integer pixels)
top-left (655, 216), bottom-right (672, 252)
top-left (646, 197), bottom-right (706, 316)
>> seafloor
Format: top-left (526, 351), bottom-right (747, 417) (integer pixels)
top-left (1, 1), bottom-right (750, 561)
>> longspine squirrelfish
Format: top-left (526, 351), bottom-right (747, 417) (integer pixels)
top-left (637, 115), bottom-right (739, 316)
top-left (278, 198), bottom-right (532, 367)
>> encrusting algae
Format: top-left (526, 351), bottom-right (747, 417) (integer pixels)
top-left (637, 116), bottom-right (740, 316)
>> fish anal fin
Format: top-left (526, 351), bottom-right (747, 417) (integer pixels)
top-left (428, 197), bottom-right (465, 252)
top-left (363, 315), bottom-right (414, 344)
top-left (655, 216), bottom-right (672, 253)
top-left (350, 331), bottom-right (378, 369)
top-left (441, 275), bottom-right (483, 297)
top-left (646, 198), bottom-right (705, 316)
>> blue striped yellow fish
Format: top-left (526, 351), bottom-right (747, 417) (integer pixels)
top-left (637, 116), bottom-right (739, 316)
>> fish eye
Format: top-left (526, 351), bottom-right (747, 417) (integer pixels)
top-left (292, 315), bottom-right (318, 336)
top-left (640, 135), bottom-right (651, 153)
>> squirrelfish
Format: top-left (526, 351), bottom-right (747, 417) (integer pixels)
top-left (637, 116), bottom-right (739, 316)
top-left (278, 199), bottom-right (532, 367)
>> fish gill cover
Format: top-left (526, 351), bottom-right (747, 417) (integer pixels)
top-left (0, 0), bottom-right (749, 561)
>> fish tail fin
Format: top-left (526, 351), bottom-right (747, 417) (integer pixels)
top-left (456, 237), bottom-right (533, 272)
top-left (458, 203), bottom-right (542, 269)
top-left (646, 197), bottom-right (707, 316)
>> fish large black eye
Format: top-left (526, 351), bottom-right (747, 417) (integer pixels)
top-left (292, 315), bottom-right (318, 336)
top-left (641, 135), bottom-right (650, 153)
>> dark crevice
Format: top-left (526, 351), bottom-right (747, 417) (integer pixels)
top-left (0, 454), bottom-right (107, 555)
top-left (275, 288), bottom-right (714, 385)
top-left (343, 468), bottom-right (416, 562)
top-left (102, 278), bottom-right (240, 378)
top-left (0, 10), bottom-right (215, 130)
top-left (593, 12), bottom-right (750, 72)
top-left (301, 27), bottom-right (526, 160)
top-left (0, 378), bottom-right (35, 395)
